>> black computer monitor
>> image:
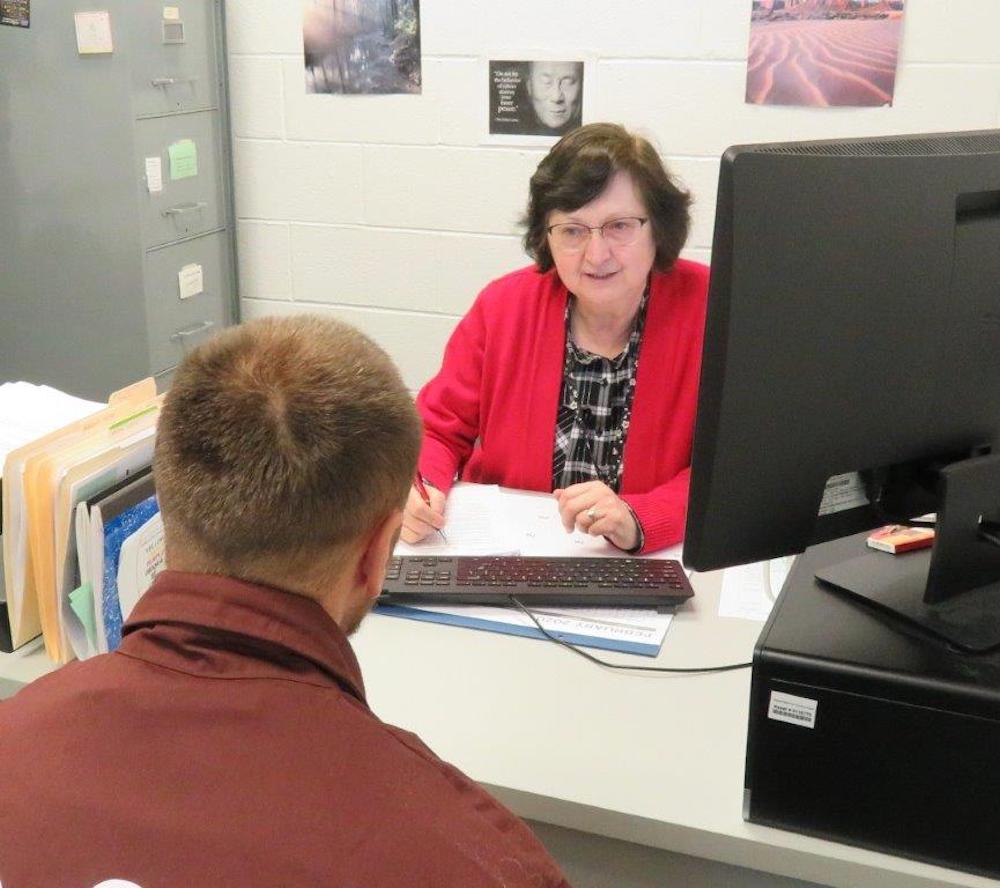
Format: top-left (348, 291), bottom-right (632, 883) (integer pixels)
top-left (684, 128), bottom-right (1000, 652)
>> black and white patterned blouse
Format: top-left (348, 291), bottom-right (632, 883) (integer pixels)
top-left (552, 288), bottom-right (649, 494)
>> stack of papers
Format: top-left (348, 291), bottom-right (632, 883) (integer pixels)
top-left (718, 555), bottom-right (796, 622)
top-left (395, 484), bottom-right (520, 557)
top-left (394, 484), bottom-right (628, 559)
top-left (383, 484), bottom-right (679, 657)
top-left (0, 383), bottom-right (103, 464)
top-left (1, 379), bottom-right (166, 660)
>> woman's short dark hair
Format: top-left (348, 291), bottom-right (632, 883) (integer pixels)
top-left (522, 123), bottom-right (692, 273)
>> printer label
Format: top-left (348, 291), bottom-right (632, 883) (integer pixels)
top-left (767, 690), bottom-right (817, 729)
top-left (818, 471), bottom-right (869, 516)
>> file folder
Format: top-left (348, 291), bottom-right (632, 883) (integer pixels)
top-left (1, 379), bottom-right (158, 656)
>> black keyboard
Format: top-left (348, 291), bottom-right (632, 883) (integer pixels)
top-left (379, 555), bottom-right (694, 609)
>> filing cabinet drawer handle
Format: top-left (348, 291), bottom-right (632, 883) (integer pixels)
top-left (151, 76), bottom-right (199, 87)
top-left (171, 320), bottom-right (215, 343)
top-left (162, 202), bottom-right (208, 217)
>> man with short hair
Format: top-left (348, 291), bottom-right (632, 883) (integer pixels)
top-left (0, 316), bottom-right (570, 887)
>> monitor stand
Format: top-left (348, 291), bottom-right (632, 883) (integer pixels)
top-left (816, 452), bottom-right (1000, 653)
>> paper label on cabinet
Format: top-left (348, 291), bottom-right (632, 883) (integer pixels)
top-left (144, 157), bottom-right (163, 194)
top-left (767, 690), bottom-right (817, 729)
top-left (163, 6), bottom-right (180, 20)
top-left (74, 11), bottom-right (113, 53)
top-left (178, 263), bottom-right (204, 300)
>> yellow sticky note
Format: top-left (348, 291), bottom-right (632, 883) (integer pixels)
top-left (168, 139), bottom-right (198, 180)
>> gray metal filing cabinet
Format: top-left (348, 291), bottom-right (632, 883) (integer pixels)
top-left (0, 0), bottom-right (236, 399)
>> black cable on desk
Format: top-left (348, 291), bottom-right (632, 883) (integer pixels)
top-left (510, 597), bottom-right (753, 674)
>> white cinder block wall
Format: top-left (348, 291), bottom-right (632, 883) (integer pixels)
top-left (226, 0), bottom-right (1000, 391)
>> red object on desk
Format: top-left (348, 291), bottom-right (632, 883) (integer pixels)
top-left (866, 524), bottom-right (935, 554)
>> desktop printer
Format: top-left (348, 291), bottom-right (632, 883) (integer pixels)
top-left (744, 535), bottom-right (1000, 879)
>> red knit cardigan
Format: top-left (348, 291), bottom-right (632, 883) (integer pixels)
top-left (416, 259), bottom-right (709, 553)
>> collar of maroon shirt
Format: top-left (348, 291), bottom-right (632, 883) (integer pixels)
top-left (120, 570), bottom-right (367, 703)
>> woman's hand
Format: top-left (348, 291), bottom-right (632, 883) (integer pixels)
top-left (553, 481), bottom-right (640, 552)
top-left (401, 483), bottom-right (447, 544)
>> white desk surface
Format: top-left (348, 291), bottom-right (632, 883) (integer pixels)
top-left (352, 568), bottom-right (1000, 888)
top-left (3, 555), bottom-right (999, 887)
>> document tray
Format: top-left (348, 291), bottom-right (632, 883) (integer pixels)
top-left (380, 555), bottom-right (693, 608)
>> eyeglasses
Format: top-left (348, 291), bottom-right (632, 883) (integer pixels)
top-left (546, 217), bottom-right (648, 252)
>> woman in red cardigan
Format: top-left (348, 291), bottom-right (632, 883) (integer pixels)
top-left (403, 123), bottom-right (708, 554)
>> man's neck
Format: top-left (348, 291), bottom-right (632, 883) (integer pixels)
top-left (165, 545), bottom-right (359, 631)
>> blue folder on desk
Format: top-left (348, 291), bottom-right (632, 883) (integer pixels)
top-left (375, 602), bottom-right (668, 657)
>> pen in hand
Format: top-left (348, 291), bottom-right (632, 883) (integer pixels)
top-left (413, 474), bottom-right (447, 543)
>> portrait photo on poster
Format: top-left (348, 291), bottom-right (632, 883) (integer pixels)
top-left (485, 56), bottom-right (592, 144)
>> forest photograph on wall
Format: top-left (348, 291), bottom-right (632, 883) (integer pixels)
top-left (746, 0), bottom-right (905, 107)
top-left (303, 0), bottom-right (421, 95)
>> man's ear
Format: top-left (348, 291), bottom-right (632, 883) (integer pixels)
top-left (356, 509), bottom-right (402, 603)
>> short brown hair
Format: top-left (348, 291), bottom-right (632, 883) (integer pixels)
top-left (522, 122), bottom-right (692, 273)
top-left (154, 315), bottom-right (421, 564)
